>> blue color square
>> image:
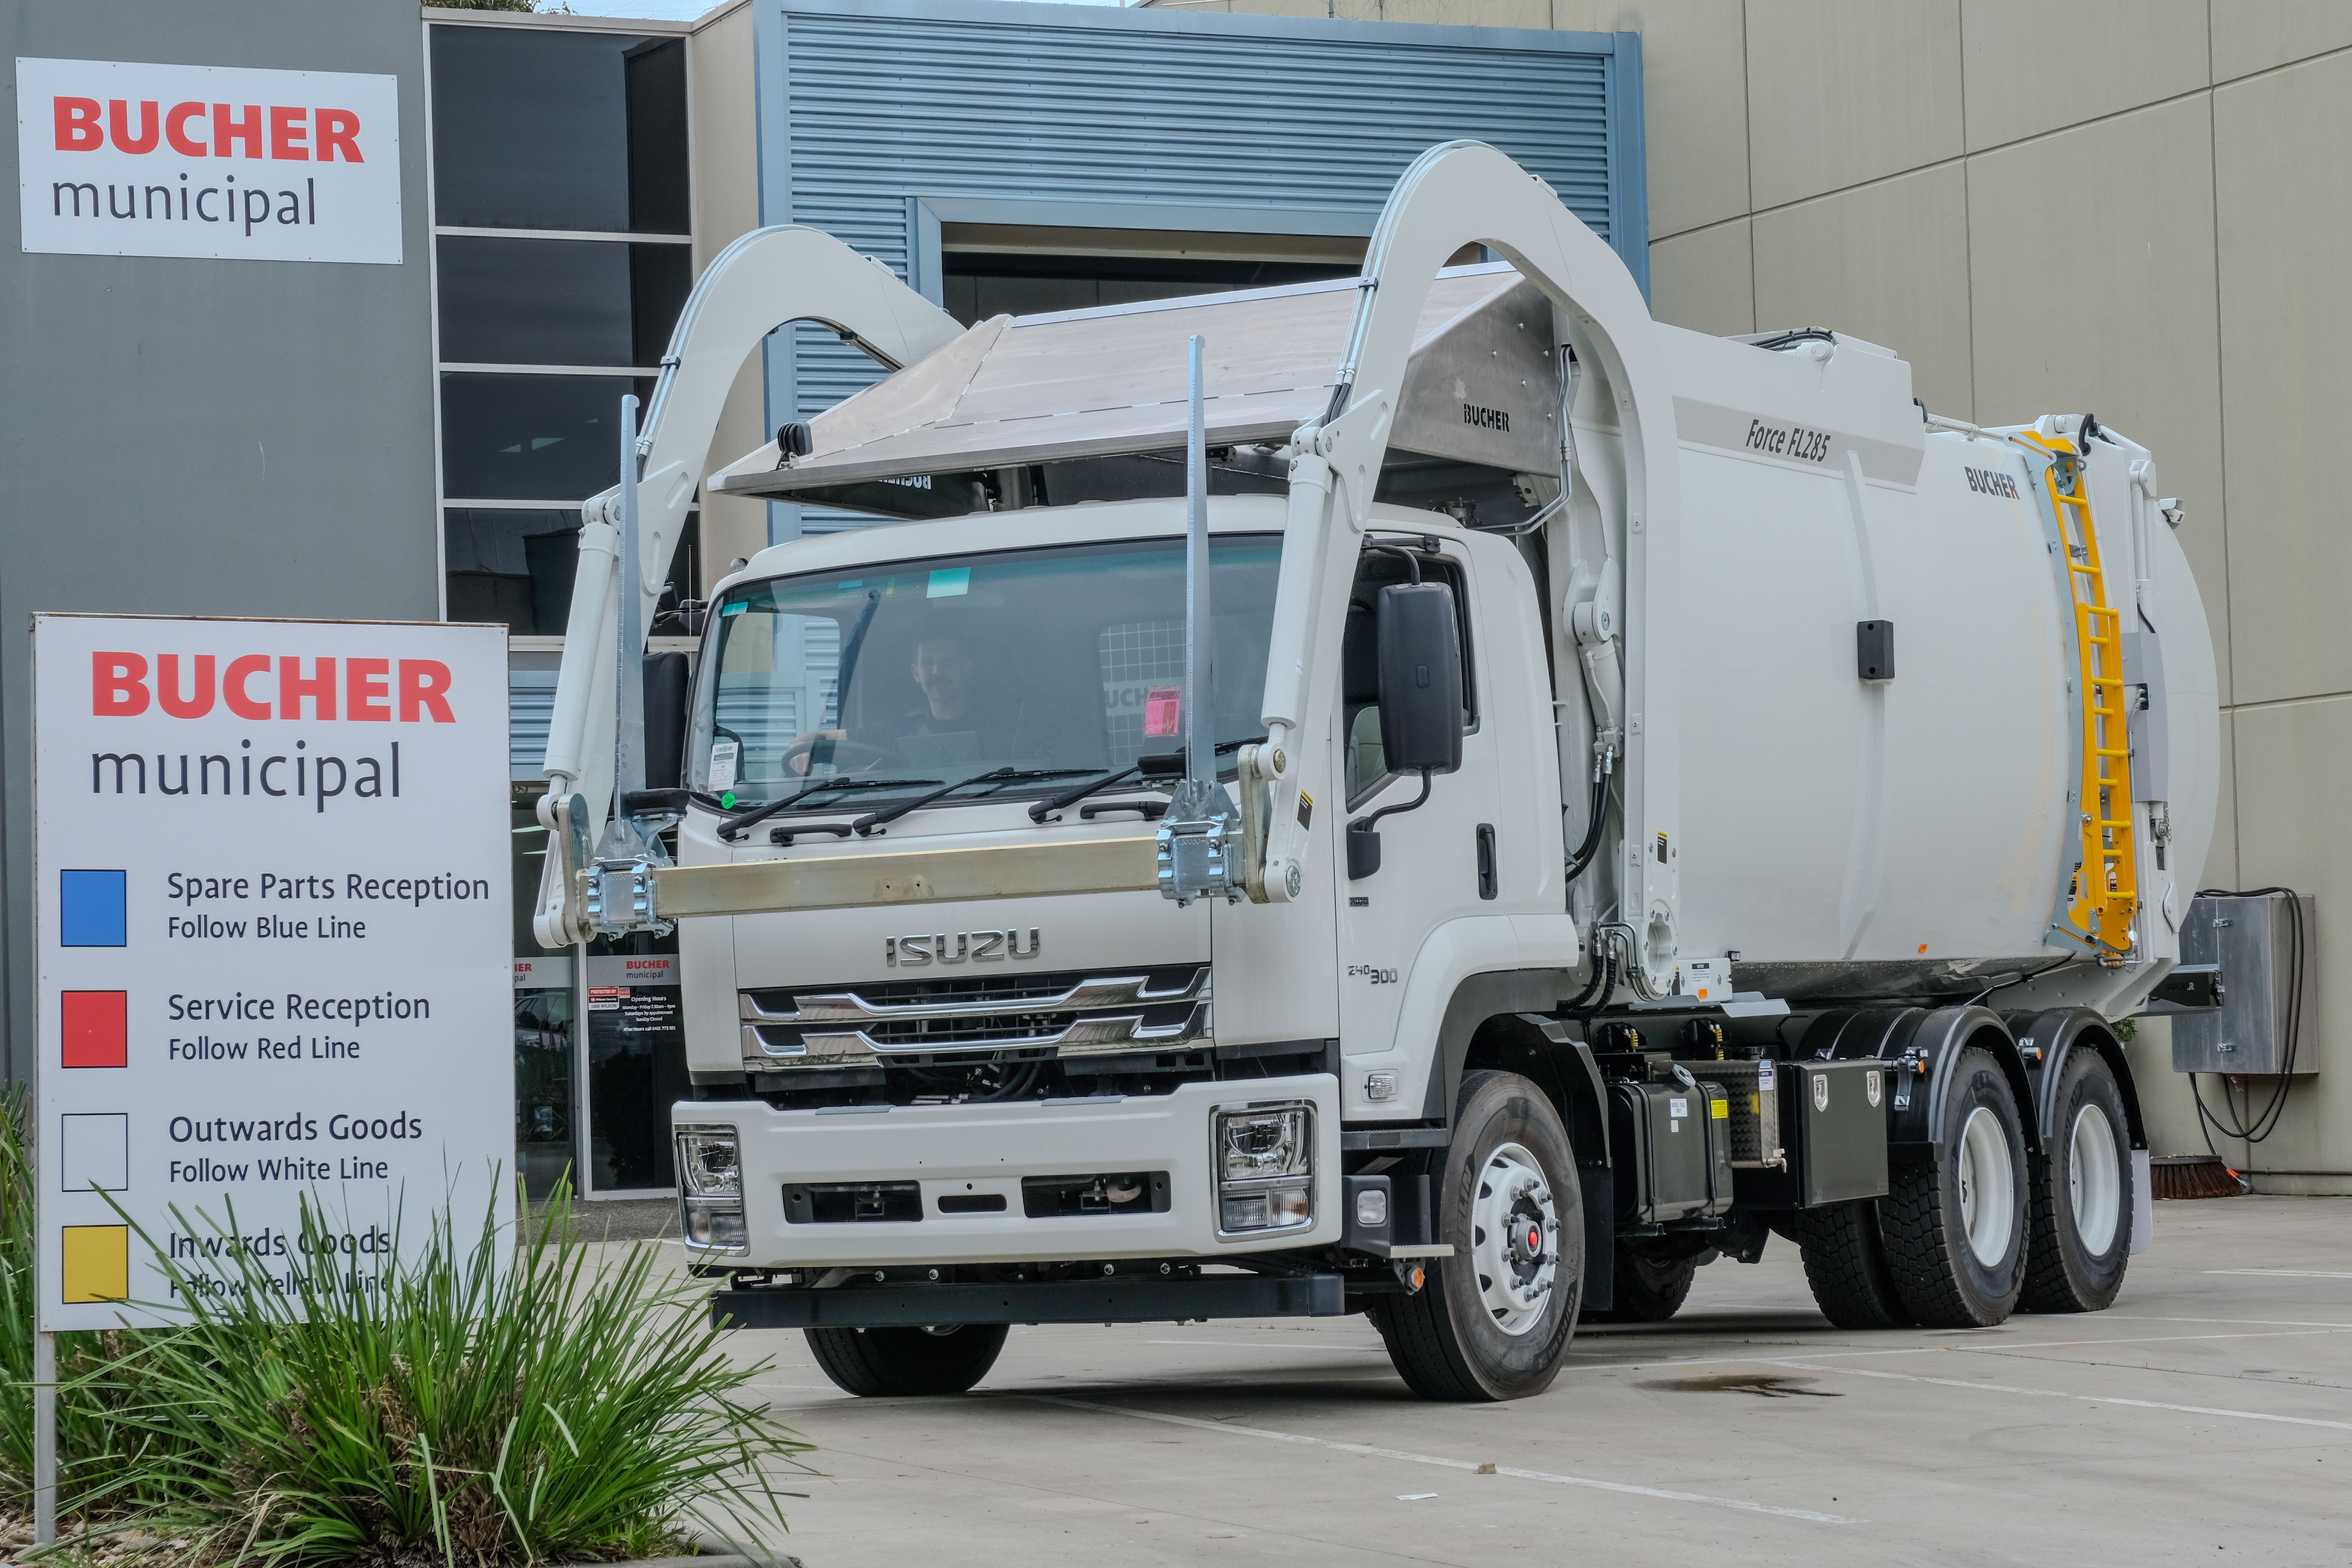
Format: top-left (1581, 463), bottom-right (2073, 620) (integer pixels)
top-left (59, 870), bottom-right (127, 948)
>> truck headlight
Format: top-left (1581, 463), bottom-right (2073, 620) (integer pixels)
top-left (675, 1124), bottom-right (747, 1252)
top-left (1213, 1103), bottom-right (1314, 1234)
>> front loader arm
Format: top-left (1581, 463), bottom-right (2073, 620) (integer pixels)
top-left (1251, 142), bottom-right (1681, 988)
top-left (531, 226), bottom-right (963, 948)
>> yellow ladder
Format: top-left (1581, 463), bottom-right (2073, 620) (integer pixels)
top-left (2020, 429), bottom-right (2137, 958)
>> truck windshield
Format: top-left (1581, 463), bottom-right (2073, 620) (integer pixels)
top-left (692, 534), bottom-right (1282, 810)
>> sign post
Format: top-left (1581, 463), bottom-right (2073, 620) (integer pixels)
top-left (29, 615), bottom-right (511, 1527)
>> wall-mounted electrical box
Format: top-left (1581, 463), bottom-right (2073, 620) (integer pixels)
top-left (2172, 893), bottom-right (2317, 1076)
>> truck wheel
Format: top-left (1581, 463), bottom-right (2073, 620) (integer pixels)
top-left (1585, 1247), bottom-right (1696, 1323)
top-left (803, 1323), bottom-right (1009, 1396)
top-left (2021, 1050), bottom-right (2133, 1313)
top-left (1878, 1047), bottom-right (2029, 1328)
top-left (1788, 1201), bottom-right (1914, 1329)
top-left (1380, 1070), bottom-right (1583, 1401)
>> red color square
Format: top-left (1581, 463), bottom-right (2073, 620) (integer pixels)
top-left (61, 992), bottom-right (127, 1069)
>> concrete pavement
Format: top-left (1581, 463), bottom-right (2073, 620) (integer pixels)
top-left (716, 1196), bottom-right (2352, 1566)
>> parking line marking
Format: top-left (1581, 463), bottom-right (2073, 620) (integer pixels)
top-left (1019, 1394), bottom-right (1860, 1525)
top-left (1145, 1339), bottom-right (1387, 1353)
top-left (1553, 1326), bottom-right (2352, 1378)
top-left (2106, 1314), bottom-right (2352, 1329)
top-left (2204, 1270), bottom-right (2352, 1280)
top-left (1753, 1360), bottom-right (2352, 1433)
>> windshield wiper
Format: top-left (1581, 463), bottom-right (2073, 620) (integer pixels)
top-left (851, 767), bottom-right (1099, 836)
top-left (1028, 737), bottom-right (1268, 824)
top-left (1030, 764), bottom-right (1138, 822)
top-left (718, 775), bottom-right (941, 842)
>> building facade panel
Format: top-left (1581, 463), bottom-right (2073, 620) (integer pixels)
top-left (1742, 0), bottom-right (1964, 210)
top-left (1964, 98), bottom-right (2230, 703)
top-left (1957, 0), bottom-right (2211, 152)
top-left (1646, 218), bottom-right (1753, 337)
top-left (2213, 49), bottom-right (2352, 707)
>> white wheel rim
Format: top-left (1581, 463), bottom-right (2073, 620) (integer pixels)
top-left (1955, 1106), bottom-right (2017, 1268)
top-left (1469, 1141), bottom-right (1558, 1337)
top-left (2069, 1101), bottom-right (2122, 1256)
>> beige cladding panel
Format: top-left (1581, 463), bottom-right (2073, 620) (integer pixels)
top-left (1958, 0), bottom-right (2209, 150)
top-left (1380, 0), bottom-right (1550, 24)
top-left (1751, 164), bottom-right (1972, 421)
top-left (1647, 220), bottom-right (1753, 337)
top-left (1965, 98), bottom-right (2229, 703)
top-left (2214, 51), bottom-right (2352, 706)
top-left (1552, 0), bottom-right (1752, 239)
top-left (2210, 0), bottom-right (2352, 82)
top-left (1744, 0), bottom-right (1963, 209)
top-left (2224, 695), bottom-right (2349, 1175)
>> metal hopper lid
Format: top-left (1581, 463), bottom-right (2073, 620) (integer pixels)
top-left (709, 262), bottom-right (1560, 501)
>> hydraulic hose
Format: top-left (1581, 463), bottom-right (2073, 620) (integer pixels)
top-left (1564, 766), bottom-right (1609, 884)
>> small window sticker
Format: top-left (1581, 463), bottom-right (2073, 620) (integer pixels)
top-left (708, 740), bottom-right (740, 792)
top-left (926, 567), bottom-right (971, 598)
top-left (1144, 686), bottom-right (1182, 737)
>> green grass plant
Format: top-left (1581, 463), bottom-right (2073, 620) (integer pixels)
top-left (2, 1089), bottom-right (808, 1566)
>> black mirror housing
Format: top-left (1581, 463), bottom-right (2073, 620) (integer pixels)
top-left (1375, 581), bottom-right (1464, 774)
top-left (643, 650), bottom-right (692, 790)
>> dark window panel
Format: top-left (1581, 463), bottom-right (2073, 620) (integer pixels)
top-left (438, 237), bottom-right (633, 365)
top-left (440, 373), bottom-right (654, 501)
top-left (628, 243), bottom-right (692, 366)
top-left (936, 251), bottom-right (1357, 327)
top-left (443, 507), bottom-right (582, 635)
top-left (444, 505), bottom-right (694, 637)
top-left (624, 38), bottom-right (691, 236)
top-left (430, 26), bottom-right (689, 234)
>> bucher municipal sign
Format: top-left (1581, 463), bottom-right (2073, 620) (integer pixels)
top-left (32, 614), bottom-right (510, 1329)
top-left (17, 58), bottom-right (401, 265)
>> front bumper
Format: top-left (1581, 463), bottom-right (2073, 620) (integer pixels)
top-left (688, 1073), bottom-right (1341, 1268)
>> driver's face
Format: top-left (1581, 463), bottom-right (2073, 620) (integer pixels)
top-left (911, 640), bottom-right (972, 714)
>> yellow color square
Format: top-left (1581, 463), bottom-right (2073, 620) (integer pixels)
top-left (1711, 1097), bottom-right (1730, 1119)
top-left (61, 1225), bottom-right (129, 1304)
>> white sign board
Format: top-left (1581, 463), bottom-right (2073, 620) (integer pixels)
top-left (17, 58), bottom-right (401, 264)
top-left (32, 615), bottom-right (510, 1329)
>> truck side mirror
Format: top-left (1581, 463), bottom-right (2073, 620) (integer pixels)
top-left (1376, 581), bottom-right (1464, 774)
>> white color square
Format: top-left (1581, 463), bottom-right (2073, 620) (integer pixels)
top-left (61, 1113), bottom-right (128, 1191)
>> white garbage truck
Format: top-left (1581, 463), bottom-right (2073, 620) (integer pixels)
top-left (534, 142), bottom-right (2220, 1401)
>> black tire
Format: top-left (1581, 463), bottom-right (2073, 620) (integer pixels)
top-left (1788, 1200), bottom-right (1914, 1329)
top-left (1585, 1246), bottom-right (1696, 1323)
top-left (1381, 1070), bottom-right (1583, 1401)
top-left (1879, 1046), bottom-right (2029, 1328)
top-left (803, 1323), bottom-right (1009, 1396)
top-left (2021, 1049), bottom-right (2134, 1313)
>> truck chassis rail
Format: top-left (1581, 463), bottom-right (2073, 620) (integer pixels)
top-left (710, 1272), bottom-right (1347, 1329)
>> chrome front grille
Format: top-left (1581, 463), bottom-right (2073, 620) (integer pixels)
top-left (740, 966), bottom-right (1210, 1068)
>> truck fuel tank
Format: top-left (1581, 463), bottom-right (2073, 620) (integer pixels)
top-left (1609, 1076), bottom-right (1733, 1226)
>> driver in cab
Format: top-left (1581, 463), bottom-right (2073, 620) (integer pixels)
top-left (787, 634), bottom-right (1015, 774)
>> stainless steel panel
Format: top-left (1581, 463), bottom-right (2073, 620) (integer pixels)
top-left (2172, 893), bottom-right (2317, 1075)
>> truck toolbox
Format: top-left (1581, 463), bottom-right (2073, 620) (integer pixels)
top-left (1736, 1059), bottom-right (1891, 1209)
